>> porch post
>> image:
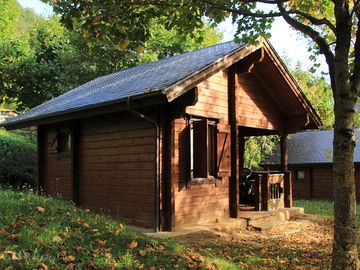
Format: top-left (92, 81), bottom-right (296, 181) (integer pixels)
top-left (281, 134), bottom-right (292, 208)
top-left (228, 65), bottom-right (238, 218)
top-left (280, 134), bottom-right (288, 172)
top-left (238, 134), bottom-right (245, 170)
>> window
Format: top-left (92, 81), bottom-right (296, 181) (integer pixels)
top-left (296, 170), bottom-right (305, 179)
top-left (57, 130), bottom-right (71, 154)
top-left (188, 117), bottom-right (230, 180)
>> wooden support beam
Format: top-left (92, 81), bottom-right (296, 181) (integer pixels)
top-left (280, 134), bottom-right (288, 172)
top-left (261, 173), bottom-right (269, 211)
top-left (284, 171), bottom-right (293, 208)
top-left (228, 65), bottom-right (238, 218)
top-left (281, 134), bottom-right (292, 207)
top-left (238, 133), bottom-right (245, 171)
top-left (37, 125), bottom-right (45, 193)
top-left (71, 121), bottom-right (80, 205)
top-left (160, 106), bottom-right (173, 231)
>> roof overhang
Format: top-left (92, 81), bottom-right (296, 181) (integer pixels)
top-left (2, 92), bottom-right (167, 130)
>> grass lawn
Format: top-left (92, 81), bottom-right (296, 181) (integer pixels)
top-left (294, 199), bottom-right (360, 222)
top-left (0, 188), bottom-right (354, 269)
top-left (0, 188), bottom-right (212, 269)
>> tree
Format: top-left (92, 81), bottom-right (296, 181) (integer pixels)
top-left (0, 5), bottom-right (221, 111)
top-left (44, 1), bottom-right (360, 267)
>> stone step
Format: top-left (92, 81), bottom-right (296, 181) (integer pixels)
top-left (250, 220), bottom-right (289, 232)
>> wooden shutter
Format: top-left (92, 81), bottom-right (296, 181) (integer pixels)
top-left (192, 119), bottom-right (208, 178)
top-left (47, 132), bottom-right (58, 154)
top-left (217, 127), bottom-right (230, 177)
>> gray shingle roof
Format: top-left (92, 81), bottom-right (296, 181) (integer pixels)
top-left (3, 41), bottom-right (244, 127)
top-left (266, 129), bottom-right (360, 165)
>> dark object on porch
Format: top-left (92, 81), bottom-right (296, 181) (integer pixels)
top-left (239, 168), bottom-right (255, 206)
top-left (263, 129), bottom-right (360, 200)
top-left (1, 39), bottom-right (321, 231)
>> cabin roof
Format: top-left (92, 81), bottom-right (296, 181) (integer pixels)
top-left (265, 129), bottom-right (360, 165)
top-left (2, 39), bottom-right (321, 129)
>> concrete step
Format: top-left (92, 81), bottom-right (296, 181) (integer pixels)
top-left (239, 207), bottom-right (304, 232)
top-left (250, 220), bottom-right (289, 232)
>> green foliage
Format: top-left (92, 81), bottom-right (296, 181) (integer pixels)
top-left (0, 0), bottom-right (20, 40)
top-left (0, 129), bottom-right (37, 187)
top-left (0, 5), bottom-right (222, 111)
top-left (244, 136), bottom-right (279, 170)
top-left (291, 64), bottom-right (335, 130)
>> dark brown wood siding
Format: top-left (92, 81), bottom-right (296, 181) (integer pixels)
top-left (43, 126), bottom-right (73, 201)
top-left (237, 73), bottom-right (283, 130)
top-left (290, 165), bottom-right (360, 200)
top-left (172, 71), bottom-right (230, 226)
top-left (78, 112), bottom-right (156, 228)
top-left (292, 168), bottom-right (312, 199)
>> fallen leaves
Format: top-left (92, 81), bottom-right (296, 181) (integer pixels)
top-left (63, 255), bottom-right (76, 263)
top-left (52, 236), bottom-right (62, 243)
top-left (4, 251), bottom-right (19, 260)
top-left (128, 240), bottom-right (138, 249)
top-left (114, 223), bottom-right (124, 235)
top-left (37, 262), bottom-right (48, 270)
top-left (36, 206), bottom-right (45, 213)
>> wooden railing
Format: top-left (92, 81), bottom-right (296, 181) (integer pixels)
top-left (253, 171), bottom-right (292, 211)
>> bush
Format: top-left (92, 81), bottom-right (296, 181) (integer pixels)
top-left (0, 129), bottom-right (37, 187)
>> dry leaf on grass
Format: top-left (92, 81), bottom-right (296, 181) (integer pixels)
top-left (4, 251), bottom-right (19, 260)
top-left (52, 236), bottom-right (62, 243)
top-left (128, 241), bottom-right (138, 249)
top-left (63, 255), bottom-right (76, 263)
top-left (115, 224), bottom-right (124, 235)
top-left (37, 262), bottom-right (48, 270)
top-left (97, 240), bottom-right (106, 246)
top-left (36, 207), bottom-right (45, 213)
top-left (138, 249), bottom-right (146, 256)
top-left (66, 263), bottom-right (76, 270)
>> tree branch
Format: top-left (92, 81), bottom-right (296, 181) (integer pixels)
top-left (276, 1), bottom-right (336, 90)
top-left (200, 0), bottom-right (287, 18)
top-left (293, 10), bottom-right (336, 34)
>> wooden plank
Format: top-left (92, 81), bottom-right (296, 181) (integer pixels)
top-left (229, 66), bottom-right (238, 218)
top-left (166, 42), bottom-right (261, 102)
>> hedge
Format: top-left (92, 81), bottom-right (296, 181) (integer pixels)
top-left (0, 129), bottom-right (37, 187)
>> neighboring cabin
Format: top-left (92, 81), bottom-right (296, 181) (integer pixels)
top-left (0, 109), bottom-right (18, 123)
top-left (2, 39), bottom-right (321, 231)
top-left (263, 130), bottom-right (360, 200)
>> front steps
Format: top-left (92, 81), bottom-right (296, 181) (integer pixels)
top-left (238, 207), bottom-right (304, 233)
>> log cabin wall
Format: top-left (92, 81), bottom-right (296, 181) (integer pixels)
top-left (237, 72), bottom-right (283, 130)
top-left (288, 165), bottom-right (360, 200)
top-left (291, 168), bottom-right (312, 199)
top-left (78, 112), bottom-right (156, 229)
top-left (40, 112), bottom-right (156, 229)
top-left (172, 70), bottom-right (230, 227)
top-left (42, 125), bottom-right (73, 201)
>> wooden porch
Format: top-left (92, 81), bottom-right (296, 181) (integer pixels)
top-left (238, 170), bottom-right (292, 211)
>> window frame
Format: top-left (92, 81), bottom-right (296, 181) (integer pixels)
top-left (56, 128), bottom-right (72, 159)
top-left (188, 116), bottom-right (219, 182)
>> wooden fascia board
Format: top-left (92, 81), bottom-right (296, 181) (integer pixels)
top-left (261, 39), bottom-right (322, 128)
top-left (165, 43), bottom-right (262, 103)
top-left (3, 92), bottom-right (167, 130)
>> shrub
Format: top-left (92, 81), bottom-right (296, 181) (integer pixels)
top-left (0, 129), bottom-right (37, 187)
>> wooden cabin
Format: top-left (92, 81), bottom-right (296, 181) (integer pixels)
top-left (264, 130), bottom-right (360, 200)
top-left (2, 39), bottom-right (321, 231)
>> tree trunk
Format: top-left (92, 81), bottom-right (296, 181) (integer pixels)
top-left (331, 72), bottom-right (359, 269)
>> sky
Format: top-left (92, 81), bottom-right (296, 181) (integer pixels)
top-left (18, 0), bottom-right (327, 74)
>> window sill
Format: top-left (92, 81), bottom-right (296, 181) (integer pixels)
top-left (190, 177), bottom-right (220, 186)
